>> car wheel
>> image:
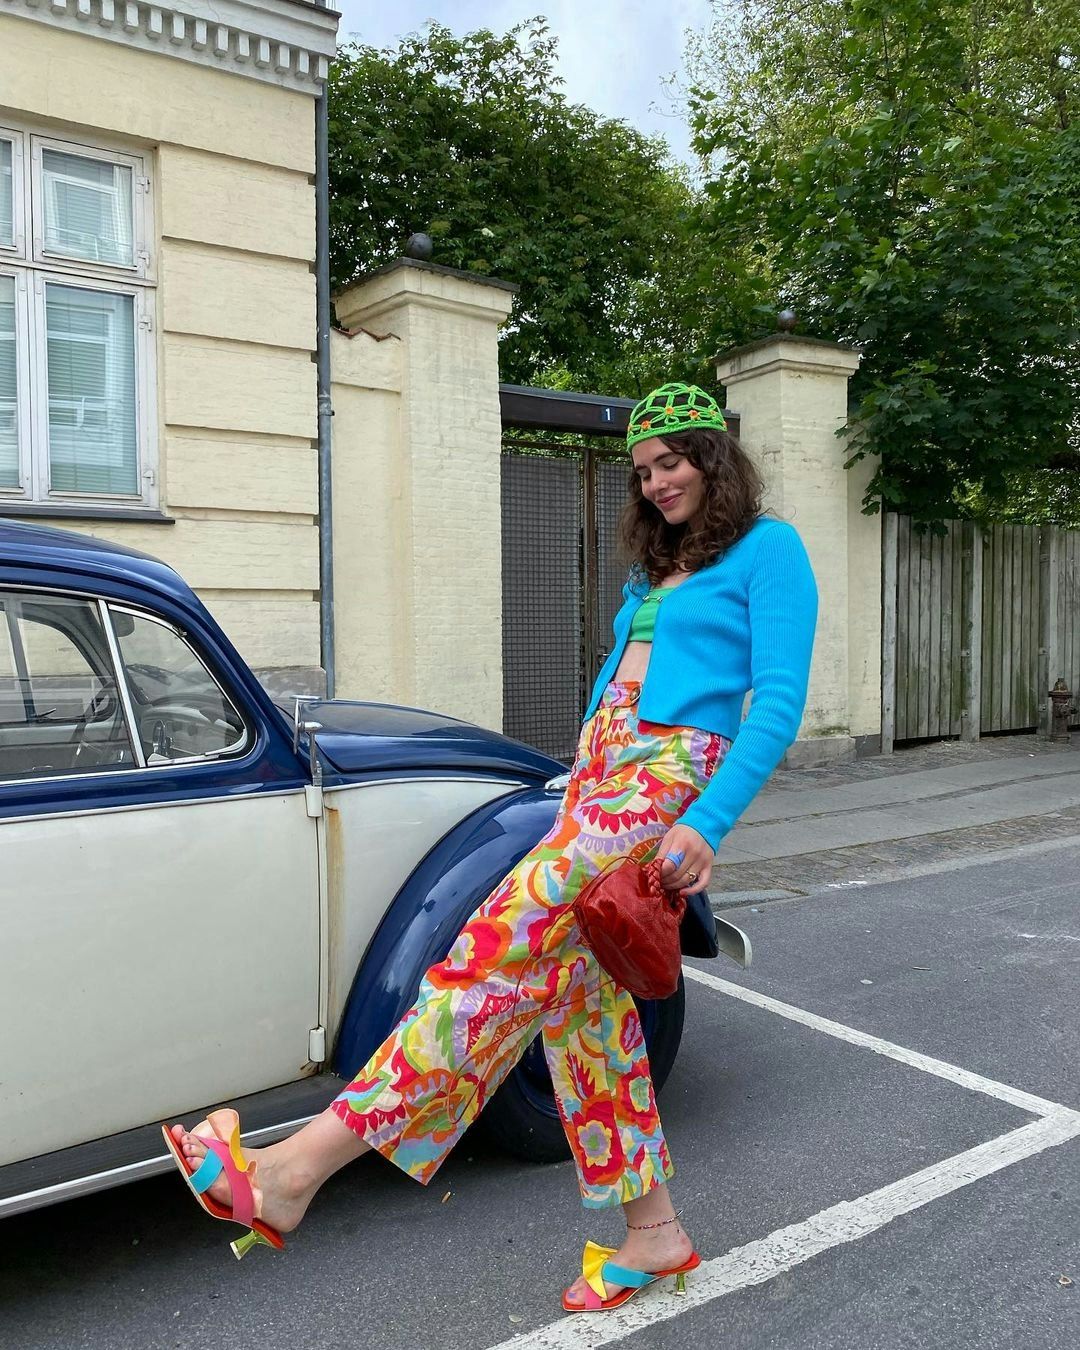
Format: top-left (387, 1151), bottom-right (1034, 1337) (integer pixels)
top-left (477, 978), bottom-right (687, 1164)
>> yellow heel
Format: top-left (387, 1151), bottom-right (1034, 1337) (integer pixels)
top-left (673, 1271), bottom-right (688, 1295)
top-left (230, 1229), bottom-right (276, 1261)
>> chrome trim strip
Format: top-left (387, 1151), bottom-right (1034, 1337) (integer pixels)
top-left (0, 763), bottom-right (255, 794)
top-left (322, 776), bottom-right (529, 796)
top-left (0, 1116), bottom-right (320, 1219)
top-left (0, 785), bottom-right (309, 826)
top-left (98, 597), bottom-right (147, 769)
top-left (0, 776), bottom-right (530, 826)
top-left (0, 578), bottom-right (152, 607)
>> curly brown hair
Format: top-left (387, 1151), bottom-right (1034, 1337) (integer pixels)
top-left (619, 429), bottom-right (765, 587)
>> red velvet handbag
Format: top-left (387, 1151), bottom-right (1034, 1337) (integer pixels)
top-left (572, 858), bottom-right (685, 1000)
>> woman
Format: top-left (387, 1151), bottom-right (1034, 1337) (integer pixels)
top-left (164, 381), bottom-right (817, 1313)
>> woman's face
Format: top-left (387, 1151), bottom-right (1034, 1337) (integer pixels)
top-left (631, 436), bottom-right (706, 529)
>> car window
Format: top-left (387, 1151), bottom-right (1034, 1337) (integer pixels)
top-left (110, 608), bottom-right (247, 763)
top-left (0, 616), bottom-right (16, 688)
top-left (0, 591), bottom-right (136, 780)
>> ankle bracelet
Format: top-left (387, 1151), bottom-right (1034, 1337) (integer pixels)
top-left (626, 1210), bottom-right (681, 1231)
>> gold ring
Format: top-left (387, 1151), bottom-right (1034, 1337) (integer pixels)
top-left (686, 871), bottom-right (698, 883)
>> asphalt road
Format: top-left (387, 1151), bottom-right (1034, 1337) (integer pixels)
top-left (2, 838), bottom-right (1078, 1350)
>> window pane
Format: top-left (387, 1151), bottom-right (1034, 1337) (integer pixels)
top-left (0, 591), bottom-right (136, 780)
top-left (0, 601), bottom-right (25, 731)
top-left (0, 140), bottom-right (12, 247)
top-left (0, 276), bottom-right (17, 489)
top-left (41, 148), bottom-right (134, 268)
top-left (46, 283), bottom-right (138, 495)
top-left (113, 609), bottom-right (247, 762)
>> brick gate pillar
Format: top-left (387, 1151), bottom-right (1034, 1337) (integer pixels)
top-left (715, 334), bottom-right (880, 763)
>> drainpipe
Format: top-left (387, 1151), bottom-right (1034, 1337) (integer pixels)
top-left (314, 16), bottom-right (335, 697)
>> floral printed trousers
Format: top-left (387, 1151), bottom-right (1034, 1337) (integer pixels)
top-left (330, 681), bottom-right (729, 1208)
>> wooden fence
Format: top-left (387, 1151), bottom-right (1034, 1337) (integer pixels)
top-left (882, 516), bottom-right (1080, 748)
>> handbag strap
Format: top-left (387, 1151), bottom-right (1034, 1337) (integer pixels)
top-left (628, 839), bottom-right (659, 867)
top-left (583, 838), bottom-right (658, 883)
top-left (578, 839), bottom-right (670, 895)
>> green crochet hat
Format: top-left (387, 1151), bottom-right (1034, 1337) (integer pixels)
top-left (626, 382), bottom-right (727, 452)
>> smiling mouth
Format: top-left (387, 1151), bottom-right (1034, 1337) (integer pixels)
top-left (657, 495), bottom-right (681, 508)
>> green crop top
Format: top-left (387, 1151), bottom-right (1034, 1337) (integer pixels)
top-left (626, 585), bottom-right (678, 642)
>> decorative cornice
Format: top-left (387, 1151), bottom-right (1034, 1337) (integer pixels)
top-left (335, 259), bottom-right (518, 335)
top-left (355, 257), bottom-right (521, 297)
top-left (3, 0), bottom-right (339, 94)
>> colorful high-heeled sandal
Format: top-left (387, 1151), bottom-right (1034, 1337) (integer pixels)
top-left (561, 1240), bottom-right (702, 1312)
top-left (161, 1108), bottom-right (284, 1260)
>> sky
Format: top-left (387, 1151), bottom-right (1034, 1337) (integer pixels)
top-left (332, 1), bottom-right (715, 164)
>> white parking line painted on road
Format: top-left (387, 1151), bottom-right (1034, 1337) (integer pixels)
top-left (484, 967), bottom-right (1080, 1350)
top-left (683, 967), bottom-right (1071, 1118)
top-left (487, 1112), bottom-right (1080, 1350)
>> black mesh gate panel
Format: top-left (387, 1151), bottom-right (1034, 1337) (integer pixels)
top-left (501, 443), bottom-right (628, 763)
top-left (595, 456), bottom-right (631, 667)
top-left (501, 451), bottom-right (583, 761)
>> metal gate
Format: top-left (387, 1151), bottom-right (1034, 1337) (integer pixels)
top-left (499, 384), bottom-right (739, 761)
top-left (883, 514), bottom-right (1080, 745)
top-left (500, 440), bottom-right (627, 762)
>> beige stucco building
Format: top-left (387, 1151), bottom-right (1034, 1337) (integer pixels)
top-left (0, 0), bottom-right (338, 693)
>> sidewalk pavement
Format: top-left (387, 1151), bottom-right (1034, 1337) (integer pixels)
top-left (714, 734), bottom-right (1080, 902)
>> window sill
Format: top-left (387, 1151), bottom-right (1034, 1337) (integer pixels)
top-left (0, 502), bottom-right (175, 525)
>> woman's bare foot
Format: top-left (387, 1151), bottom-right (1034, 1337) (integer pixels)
top-left (168, 1108), bottom-right (371, 1235)
top-left (170, 1125), bottom-right (315, 1234)
top-left (562, 1220), bottom-right (695, 1308)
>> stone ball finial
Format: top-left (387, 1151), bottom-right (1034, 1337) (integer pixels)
top-left (405, 232), bottom-right (434, 261)
top-left (777, 308), bottom-right (797, 332)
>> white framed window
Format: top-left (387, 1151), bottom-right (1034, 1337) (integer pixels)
top-left (0, 270), bottom-right (31, 495)
top-left (0, 123), bottom-right (156, 511)
top-left (0, 134), bottom-right (19, 253)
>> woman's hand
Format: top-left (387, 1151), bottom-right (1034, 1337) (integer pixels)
top-left (657, 824), bottom-right (714, 895)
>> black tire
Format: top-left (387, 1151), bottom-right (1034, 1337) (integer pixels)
top-left (477, 977), bottom-right (687, 1164)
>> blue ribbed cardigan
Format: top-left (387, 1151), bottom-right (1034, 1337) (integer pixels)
top-left (583, 516), bottom-right (818, 851)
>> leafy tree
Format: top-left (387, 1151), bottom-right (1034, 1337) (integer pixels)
top-left (688, 0), bottom-right (1080, 525)
top-left (960, 469), bottom-right (1080, 527)
top-left (328, 20), bottom-right (712, 394)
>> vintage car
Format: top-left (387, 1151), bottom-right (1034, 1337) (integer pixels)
top-left (0, 520), bottom-right (693, 1219)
